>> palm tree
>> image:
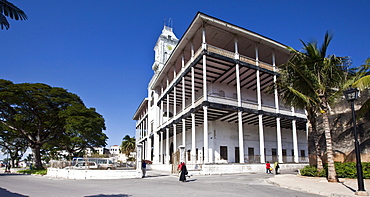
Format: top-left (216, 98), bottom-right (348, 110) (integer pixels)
top-left (351, 58), bottom-right (370, 118)
top-left (0, 0), bottom-right (27, 30)
top-left (277, 31), bottom-right (349, 182)
top-left (121, 135), bottom-right (136, 157)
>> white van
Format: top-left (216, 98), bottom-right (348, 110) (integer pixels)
top-left (97, 159), bottom-right (116, 170)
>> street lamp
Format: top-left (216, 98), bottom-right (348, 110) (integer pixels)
top-left (343, 87), bottom-right (368, 196)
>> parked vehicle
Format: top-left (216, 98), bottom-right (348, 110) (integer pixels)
top-left (96, 159), bottom-right (116, 170)
top-left (71, 157), bottom-right (116, 170)
top-left (65, 162), bottom-right (99, 170)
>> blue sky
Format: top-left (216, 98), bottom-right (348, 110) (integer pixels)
top-left (1, 0), bottom-right (369, 149)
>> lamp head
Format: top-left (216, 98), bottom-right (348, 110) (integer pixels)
top-left (343, 87), bottom-right (359, 102)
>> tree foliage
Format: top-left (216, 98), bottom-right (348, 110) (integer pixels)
top-left (0, 124), bottom-right (28, 167)
top-left (277, 32), bottom-right (349, 182)
top-left (121, 135), bottom-right (135, 156)
top-left (0, 79), bottom-right (107, 168)
top-left (0, 0), bottom-right (27, 30)
top-left (351, 58), bottom-right (370, 119)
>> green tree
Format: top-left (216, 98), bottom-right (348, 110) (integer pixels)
top-left (0, 125), bottom-right (28, 167)
top-left (0, 79), bottom-right (107, 169)
top-left (51, 103), bottom-right (108, 160)
top-left (0, 0), bottom-right (27, 30)
top-left (277, 32), bottom-right (349, 182)
top-left (121, 135), bottom-right (135, 157)
top-left (350, 58), bottom-right (370, 119)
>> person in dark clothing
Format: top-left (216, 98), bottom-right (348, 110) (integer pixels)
top-left (274, 161), bottom-right (280, 174)
top-left (141, 160), bottom-right (147, 178)
top-left (179, 162), bottom-right (188, 182)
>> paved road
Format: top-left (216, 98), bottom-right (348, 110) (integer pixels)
top-left (0, 172), bottom-right (323, 197)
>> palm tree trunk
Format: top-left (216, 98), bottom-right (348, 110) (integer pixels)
top-left (315, 134), bottom-right (324, 170)
top-left (321, 101), bottom-right (338, 182)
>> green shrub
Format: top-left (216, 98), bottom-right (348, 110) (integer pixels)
top-left (300, 165), bottom-right (320, 177)
top-left (362, 162), bottom-right (370, 179)
top-left (17, 169), bottom-right (47, 175)
top-left (301, 162), bottom-right (370, 179)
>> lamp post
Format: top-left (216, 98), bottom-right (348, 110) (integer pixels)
top-left (343, 87), bottom-right (368, 196)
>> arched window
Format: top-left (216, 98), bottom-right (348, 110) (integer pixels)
top-left (150, 92), bottom-right (154, 107)
top-left (219, 90), bottom-right (225, 97)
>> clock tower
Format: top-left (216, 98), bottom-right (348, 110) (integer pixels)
top-left (152, 24), bottom-right (179, 74)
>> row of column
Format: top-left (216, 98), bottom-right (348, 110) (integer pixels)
top-left (149, 28), bottom-right (300, 164)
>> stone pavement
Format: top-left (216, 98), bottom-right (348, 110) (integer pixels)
top-left (267, 174), bottom-right (370, 197)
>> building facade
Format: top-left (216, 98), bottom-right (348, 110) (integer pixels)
top-left (133, 13), bottom-right (308, 167)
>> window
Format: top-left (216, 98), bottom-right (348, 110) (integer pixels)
top-left (150, 92), bottom-right (154, 107)
top-left (187, 150), bottom-right (191, 161)
top-left (235, 147), bottom-right (239, 163)
top-left (301, 150), bottom-right (306, 157)
top-left (272, 148), bottom-right (277, 156)
top-left (220, 146), bottom-right (228, 160)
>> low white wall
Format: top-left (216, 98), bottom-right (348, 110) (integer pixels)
top-left (192, 163), bottom-right (308, 175)
top-left (47, 168), bottom-right (141, 179)
top-left (146, 164), bottom-right (172, 173)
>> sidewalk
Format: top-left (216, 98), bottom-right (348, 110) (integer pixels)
top-left (268, 174), bottom-right (370, 197)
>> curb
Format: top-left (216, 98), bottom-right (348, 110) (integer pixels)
top-left (266, 178), bottom-right (354, 197)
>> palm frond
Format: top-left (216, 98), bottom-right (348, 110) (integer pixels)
top-left (357, 96), bottom-right (370, 119)
top-left (0, 13), bottom-right (9, 29)
top-left (353, 75), bottom-right (370, 91)
top-left (0, 0), bottom-right (27, 20)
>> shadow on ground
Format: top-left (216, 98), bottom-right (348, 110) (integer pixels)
top-left (0, 187), bottom-right (28, 197)
top-left (85, 194), bottom-right (130, 197)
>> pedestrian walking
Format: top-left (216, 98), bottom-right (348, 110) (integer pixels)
top-left (141, 160), bottom-right (147, 178)
top-left (274, 161), bottom-right (280, 174)
top-left (5, 163), bottom-right (11, 173)
top-left (179, 162), bottom-right (188, 182)
top-left (266, 161), bottom-right (272, 174)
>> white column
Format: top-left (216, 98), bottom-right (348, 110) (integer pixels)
top-left (181, 54), bottom-right (186, 147)
top-left (173, 80), bottom-right (177, 151)
top-left (182, 119), bottom-right (186, 146)
top-left (173, 124), bottom-right (177, 152)
top-left (272, 52), bottom-right (283, 163)
top-left (160, 131), bottom-right (164, 164)
top-left (202, 36), bottom-right (209, 164)
top-left (136, 144), bottom-right (143, 178)
top-left (147, 135), bottom-right (152, 161)
top-left (259, 114), bottom-right (265, 163)
top-left (153, 131), bottom-right (160, 164)
top-left (235, 38), bottom-right (244, 163)
top-left (166, 128), bottom-right (170, 164)
top-left (191, 113), bottom-right (196, 164)
top-left (191, 62), bottom-right (196, 164)
top-left (256, 46), bottom-right (265, 163)
top-left (202, 26), bottom-right (206, 50)
top-left (203, 106), bottom-right (208, 164)
top-left (292, 107), bottom-right (299, 163)
top-left (182, 74), bottom-right (186, 146)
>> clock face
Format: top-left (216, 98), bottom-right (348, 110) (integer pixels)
top-left (166, 45), bottom-right (172, 50)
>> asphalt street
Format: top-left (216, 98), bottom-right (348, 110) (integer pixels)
top-left (0, 172), bottom-right (323, 197)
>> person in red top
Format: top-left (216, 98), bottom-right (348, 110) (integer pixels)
top-left (266, 161), bottom-right (272, 174)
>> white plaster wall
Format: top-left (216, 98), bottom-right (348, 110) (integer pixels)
top-left (47, 168), bottom-right (140, 179)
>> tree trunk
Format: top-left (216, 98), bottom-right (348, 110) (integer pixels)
top-left (30, 144), bottom-right (43, 169)
top-left (322, 102), bottom-right (338, 182)
top-left (315, 134), bottom-right (324, 170)
top-left (308, 113), bottom-right (323, 169)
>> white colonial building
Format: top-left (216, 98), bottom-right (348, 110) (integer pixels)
top-left (133, 13), bottom-right (308, 170)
